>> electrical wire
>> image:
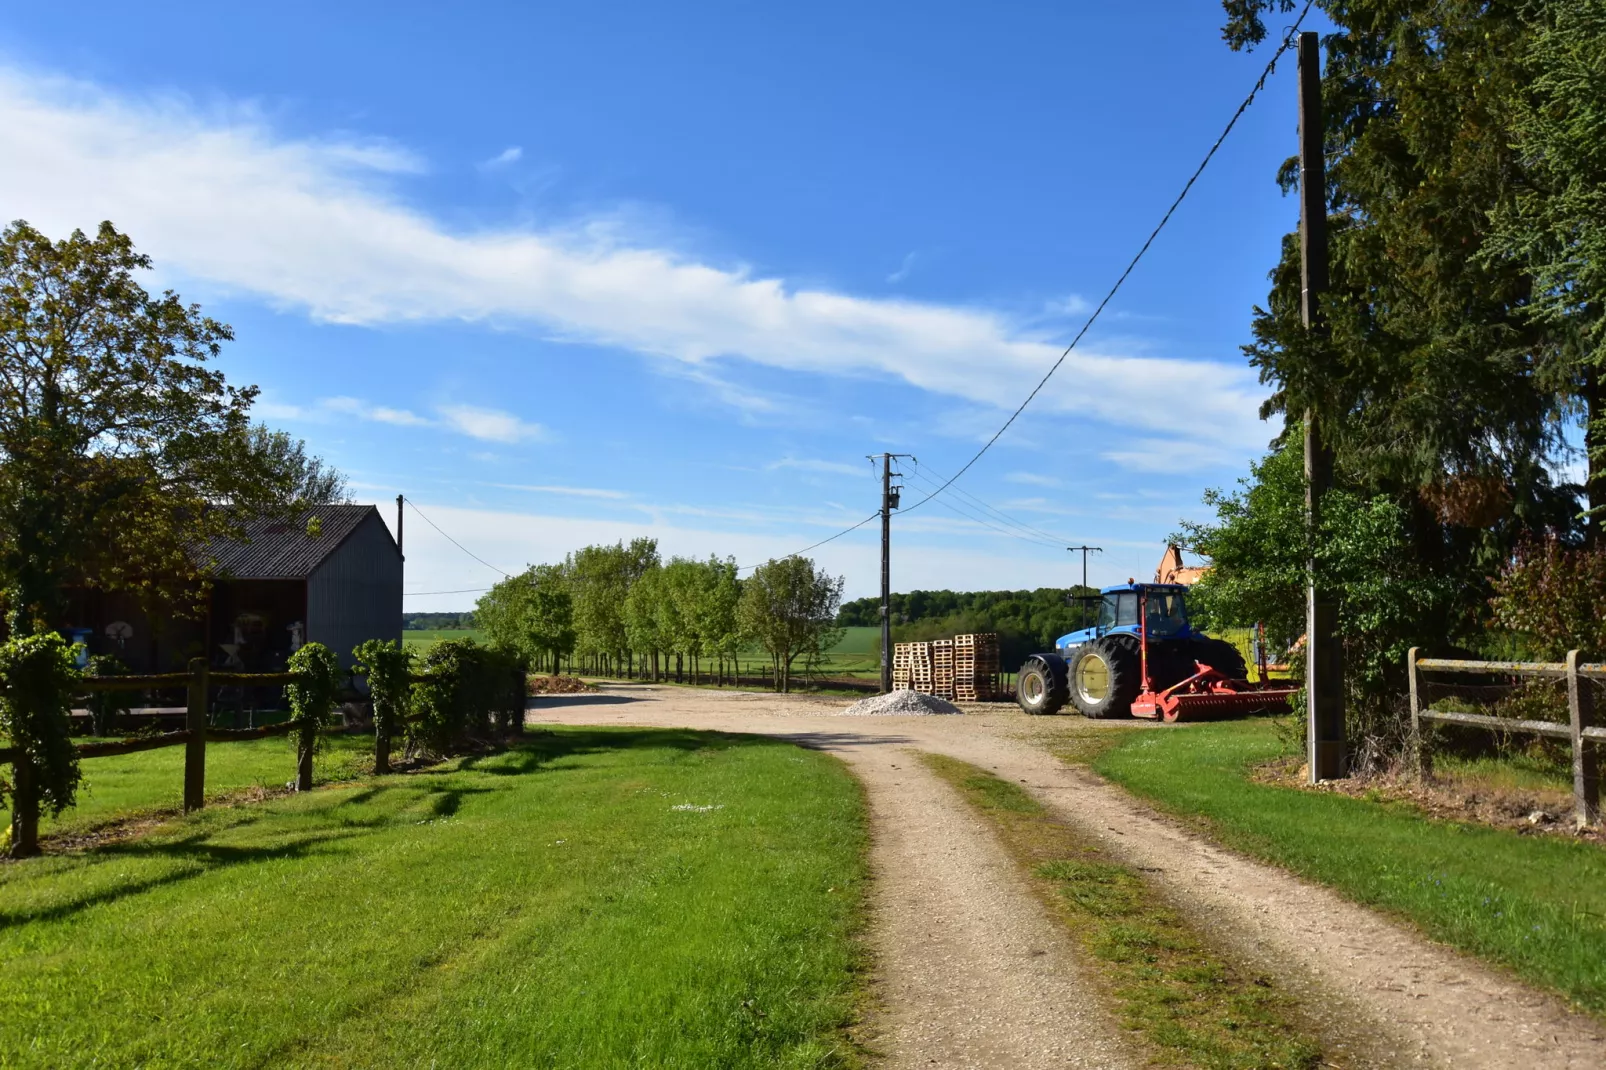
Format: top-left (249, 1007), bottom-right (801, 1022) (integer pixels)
top-left (901, 0), bottom-right (1315, 516)
top-left (405, 586), bottom-right (495, 596)
top-left (901, 468), bottom-right (1065, 549)
top-left (735, 510), bottom-right (882, 573)
top-left (402, 497), bottom-right (514, 578)
top-left (908, 460), bottom-right (1075, 547)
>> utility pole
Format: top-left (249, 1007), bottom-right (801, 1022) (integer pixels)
top-left (870, 453), bottom-right (913, 693)
top-left (1299, 30), bottom-right (1345, 782)
top-left (1067, 545), bottom-right (1103, 629)
top-left (396, 494), bottom-right (405, 561)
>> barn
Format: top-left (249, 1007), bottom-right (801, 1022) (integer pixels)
top-left (67, 504), bottom-right (402, 673)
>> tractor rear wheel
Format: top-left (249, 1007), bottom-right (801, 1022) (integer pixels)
top-left (1016, 656), bottom-right (1067, 715)
top-left (1068, 637), bottom-right (1140, 718)
top-left (1190, 636), bottom-right (1248, 680)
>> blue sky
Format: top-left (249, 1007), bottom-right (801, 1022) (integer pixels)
top-left (0, 2), bottom-right (1324, 607)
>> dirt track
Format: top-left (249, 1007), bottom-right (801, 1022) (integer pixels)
top-left (529, 685), bottom-right (1606, 1070)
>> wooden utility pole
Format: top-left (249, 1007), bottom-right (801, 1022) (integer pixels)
top-left (1299, 30), bottom-right (1345, 782)
top-left (1067, 545), bottom-right (1103, 629)
top-left (396, 494), bottom-right (405, 561)
top-left (871, 454), bottom-right (912, 693)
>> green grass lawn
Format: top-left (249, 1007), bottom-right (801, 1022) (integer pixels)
top-left (1081, 718), bottom-right (1606, 1015)
top-left (0, 735), bottom-right (376, 839)
top-left (0, 727), bottom-right (868, 1068)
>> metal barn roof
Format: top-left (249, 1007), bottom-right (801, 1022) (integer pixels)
top-left (200, 505), bottom-right (392, 581)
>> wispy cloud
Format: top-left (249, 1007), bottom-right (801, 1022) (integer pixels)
top-left (480, 145), bottom-right (522, 168)
top-left (766, 457), bottom-right (870, 477)
top-left (438, 404), bottom-right (544, 444)
top-left (493, 483), bottom-right (629, 500)
top-left (1005, 471), bottom-right (1062, 488)
top-left (887, 251), bottom-right (917, 284)
top-left (271, 395), bottom-right (539, 443)
top-left (0, 66), bottom-right (1271, 462)
top-left (1043, 293), bottom-right (1092, 317)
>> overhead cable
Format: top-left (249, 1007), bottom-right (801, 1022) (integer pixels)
top-left (901, 0), bottom-right (1315, 516)
top-left (402, 497), bottom-right (514, 578)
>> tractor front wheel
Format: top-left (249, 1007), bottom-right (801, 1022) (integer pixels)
top-left (1068, 637), bottom-right (1141, 719)
top-left (1017, 656), bottom-right (1067, 715)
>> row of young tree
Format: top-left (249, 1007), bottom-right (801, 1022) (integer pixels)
top-left (1182, 2), bottom-right (1606, 760)
top-left (474, 540), bottom-right (845, 693)
top-left (839, 587), bottom-right (1100, 669)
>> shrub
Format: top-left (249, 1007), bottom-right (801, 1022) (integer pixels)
top-left (352, 639), bottom-right (413, 774)
top-left (286, 643), bottom-right (341, 788)
top-left (1490, 539), bottom-right (1606, 659)
top-left (0, 634), bottom-right (83, 853)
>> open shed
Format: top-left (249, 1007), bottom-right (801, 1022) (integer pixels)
top-left (68, 504), bottom-right (402, 673)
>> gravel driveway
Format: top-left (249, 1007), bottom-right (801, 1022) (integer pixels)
top-left (529, 685), bottom-right (1606, 1070)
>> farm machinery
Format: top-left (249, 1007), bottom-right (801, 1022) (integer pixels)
top-left (1016, 582), bottom-right (1295, 722)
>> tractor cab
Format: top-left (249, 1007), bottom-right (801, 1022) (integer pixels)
top-left (1055, 583), bottom-right (1197, 654)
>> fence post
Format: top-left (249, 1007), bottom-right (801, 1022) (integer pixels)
top-left (1567, 650), bottom-right (1599, 827)
top-left (297, 725), bottom-right (314, 792)
top-left (184, 658), bottom-right (209, 813)
top-left (10, 756), bottom-right (39, 858)
top-left (1407, 646), bottom-right (1423, 780)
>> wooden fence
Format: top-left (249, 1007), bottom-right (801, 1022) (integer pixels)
top-left (1408, 647), bottom-right (1604, 826)
top-left (4, 658), bottom-right (526, 858)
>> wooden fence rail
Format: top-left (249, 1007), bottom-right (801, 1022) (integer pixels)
top-left (1409, 647), bottom-right (1603, 826)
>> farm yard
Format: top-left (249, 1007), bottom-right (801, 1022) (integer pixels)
top-left (6, 1), bottom-right (1606, 1067)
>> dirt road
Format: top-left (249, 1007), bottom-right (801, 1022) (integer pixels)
top-left (530, 685), bottom-right (1606, 1069)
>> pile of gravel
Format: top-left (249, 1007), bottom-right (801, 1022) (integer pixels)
top-left (839, 690), bottom-right (963, 717)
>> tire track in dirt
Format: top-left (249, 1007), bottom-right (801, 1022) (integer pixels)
top-left (530, 687), bottom-right (1606, 1069)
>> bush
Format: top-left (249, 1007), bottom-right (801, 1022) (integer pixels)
top-left (411, 639), bottom-right (527, 755)
top-left (1490, 539), bottom-right (1606, 659)
top-left (352, 639), bottom-right (413, 774)
top-left (286, 643), bottom-right (341, 788)
top-left (0, 634), bottom-right (83, 834)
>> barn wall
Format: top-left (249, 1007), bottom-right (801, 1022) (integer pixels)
top-left (307, 511), bottom-right (402, 668)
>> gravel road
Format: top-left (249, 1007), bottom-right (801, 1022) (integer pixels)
top-left (528, 685), bottom-right (1606, 1070)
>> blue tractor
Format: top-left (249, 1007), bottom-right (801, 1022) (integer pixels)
top-left (1016, 583), bottom-right (1293, 722)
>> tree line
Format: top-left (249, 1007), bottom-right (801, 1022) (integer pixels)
top-left (1185, 2), bottom-right (1606, 762)
top-left (475, 540), bottom-right (845, 693)
top-left (838, 587), bottom-right (1099, 668)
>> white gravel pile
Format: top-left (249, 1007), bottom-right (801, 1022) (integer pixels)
top-left (839, 690), bottom-right (963, 716)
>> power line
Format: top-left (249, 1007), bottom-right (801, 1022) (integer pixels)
top-left (402, 497), bottom-right (514, 578)
top-left (908, 460), bottom-right (1075, 547)
top-left (405, 586), bottom-right (495, 596)
top-left (902, 1), bottom-right (1314, 516)
top-left (902, 468), bottom-right (1065, 549)
top-left (736, 510), bottom-right (881, 573)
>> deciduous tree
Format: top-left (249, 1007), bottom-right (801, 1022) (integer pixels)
top-left (737, 557), bottom-right (844, 693)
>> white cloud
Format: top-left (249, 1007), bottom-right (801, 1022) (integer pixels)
top-left (887, 251), bottom-right (917, 284)
top-left (0, 66), bottom-right (1271, 460)
top-left (438, 403), bottom-right (543, 443)
top-left (1100, 438), bottom-right (1237, 474)
top-left (1004, 471), bottom-right (1062, 487)
top-left (493, 483), bottom-right (628, 500)
top-left (1044, 293), bottom-right (1092, 317)
top-left (481, 145), bottom-right (522, 168)
top-left (268, 394), bottom-right (538, 442)
top-left (766, 457), bottom-right (870, 477)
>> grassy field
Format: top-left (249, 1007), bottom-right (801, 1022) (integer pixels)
top-left (402, 626), bottom-right (487, 652)
top-left (0, 735), bottom-right (375, 839)
top-left (0, 727), bottom-right (868, 1068)
top-left (1059, 717), bottom-right (1606, 1015)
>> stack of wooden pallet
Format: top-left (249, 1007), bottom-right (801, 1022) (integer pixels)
top-left (930, 639), bottom-right (955, 700)
top-left (891, 642), bottom-right (925, 691)
top-left (954, 632), bottom-right (1000, 701)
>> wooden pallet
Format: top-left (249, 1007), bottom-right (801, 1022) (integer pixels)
top-left (895, 641), bottom-right (931, 692)
top-left (931, 639), bottom-right (955, 700)
top-left (954, 632), bottom-right (1000, 701)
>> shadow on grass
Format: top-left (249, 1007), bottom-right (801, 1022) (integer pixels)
top-left (0, 826), bottom-right (373, 927)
